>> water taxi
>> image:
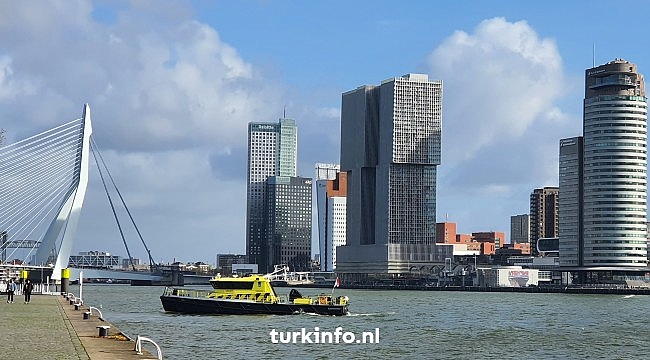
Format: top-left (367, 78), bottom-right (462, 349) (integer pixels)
top-left (160, 274), bottom-right (349, 316)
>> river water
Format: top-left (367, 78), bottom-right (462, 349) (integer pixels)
top-left (70, 284), bottom-right (649, 359)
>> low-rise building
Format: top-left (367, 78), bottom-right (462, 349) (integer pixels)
top-left (477, 267), bottom-right (552, 287)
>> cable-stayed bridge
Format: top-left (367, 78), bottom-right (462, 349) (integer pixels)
top-left (0, 104), bottom-right (192, 284)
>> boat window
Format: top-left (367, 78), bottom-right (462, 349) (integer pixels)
top-left (212, 281), bottom-right (254, 290)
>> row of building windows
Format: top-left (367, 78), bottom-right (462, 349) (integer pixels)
top-left (590, 239), bottom-right (647, 245)
top-left (584, 166), bottom-right (646, 172)
top-left (584, 233), bottom-right (647, 238)
top-left (585, 128), bottom-right (646, 134)
top-left (588, 149), bottom-right (646, 155)
top-left (585, 110), bottom-right (647, 117)
top-left (584, 207), bottom-right (646, 212)
top-left (585, 194), bottom-right (646, 199)
top-left (584, 94), bottom-right (647, 103)
top-left (584, 174), bottom-right (646, 180)
top-left (584, 155), bottom-right (646, 161)
top-left (585, 201), bottom-right (646, 205)
top-left (585, 142), bottom-right (646, 148)
top-left (588, 213), bottom-right (647, 218)
top-left (584, 122), bottom-right (646, 129)
top-left (590, 246), bottom-right (646, 251)
top-left (583, 184), bottom-right (647, 190)
top-left (588, 135), bottom-right (646, 142)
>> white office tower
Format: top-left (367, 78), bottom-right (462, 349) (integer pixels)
top-left (246, 119), bottom-right (297, 270)
top-left (583, 59), bottom-right (647, 266)
top-left (315, 164), bottom-right (347, 271)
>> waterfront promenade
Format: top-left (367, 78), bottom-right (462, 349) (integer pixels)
top-left (0, 294), bottom-right (154, 359)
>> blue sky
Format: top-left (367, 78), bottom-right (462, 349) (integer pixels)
top-left (1, 0), bottom-right (649, 264)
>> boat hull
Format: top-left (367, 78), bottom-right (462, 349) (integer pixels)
top-left (160, 295), bottom-right (349, 316)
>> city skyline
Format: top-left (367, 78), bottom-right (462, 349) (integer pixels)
top-left (1, 1), bottom-right (650, 263)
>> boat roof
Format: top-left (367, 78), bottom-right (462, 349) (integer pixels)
top-left (209, 275), bottom-right (267, 282)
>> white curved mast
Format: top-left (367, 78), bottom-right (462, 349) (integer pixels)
top-left (32, 104), bottom-right (92, 279)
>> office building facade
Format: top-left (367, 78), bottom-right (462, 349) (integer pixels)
top-left (337, 73), bottom-right (449, 275)
top-left (529, 187), bottom-right (559, 256)
top-left (582, 59), bottom-right (647, 266)
top-left (510, 214), bottom-right (530, 245)
top-left (246, 119), bottom-right (297, 269)
top-left (559, 59), bottom-right (647, 268)
top-left (315, 164), bottom-right (347, 271)
top-left (558, 136), bottom-right (583, 266)
top-left (265, 176), bottom-right (312, 273)
top-left (435, 222), bottom-right (457, 244)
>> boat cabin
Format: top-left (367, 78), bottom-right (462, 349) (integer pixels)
top-left (207, 275), bottom-right (280, 303)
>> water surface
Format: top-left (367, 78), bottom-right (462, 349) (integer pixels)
top-left (71, 284), bottom-right (649, 359)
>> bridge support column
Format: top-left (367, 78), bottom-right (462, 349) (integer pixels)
top-left (171, 269), bottom-right (184, 286)
top-left (61, 268), bottom-right (70, 294)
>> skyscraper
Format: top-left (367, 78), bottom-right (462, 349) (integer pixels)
top-left (265, 176), bottom-right (312, 273)
top-left (315, 164), bottom-right (347, 271)
top-left (559, 59), bottom-right (647, 268)
top-left (582, 59), bottom-right (647, 266)
top-left (529, 187), bottom-right (559, 256)
top-left (558, 136), bottom-right (583, 266)
top-left (337, 73), bottom-right (450, 275)
top-left (246, 119), bottom-right (297, 269)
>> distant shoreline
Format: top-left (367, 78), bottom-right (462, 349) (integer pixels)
top-left (331, 285), bottom-right (650, 295)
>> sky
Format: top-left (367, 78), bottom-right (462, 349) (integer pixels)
top-left (1, 0), bottom-right (650, 265)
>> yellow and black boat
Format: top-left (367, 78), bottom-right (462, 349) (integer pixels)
top-left (160, 274), bottom-right (349, 316)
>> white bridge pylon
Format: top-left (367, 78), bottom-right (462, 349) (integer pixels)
top-left (0, 104), bottom-right (92, 280)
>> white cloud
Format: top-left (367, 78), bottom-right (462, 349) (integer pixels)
top-left (428, 17), bottom-right (582, 238)
top-left (0, 1), bottom-right (283, 262)
top-left (315, 106), bottom-right (341, 120)
top-left (0, 1), bottom-right (282, 152)
top-left (427, 17), bottom-right (567, 164)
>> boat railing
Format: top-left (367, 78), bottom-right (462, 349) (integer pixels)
top-left (162, 287), bottom-right (212, 298)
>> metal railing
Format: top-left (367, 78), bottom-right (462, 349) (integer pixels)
top-left (135, 335), bottom-right (162, 360)
top-left (161, 287), bottom-right (211, 298)
top-left (87, 305), bottom-right (104, 321)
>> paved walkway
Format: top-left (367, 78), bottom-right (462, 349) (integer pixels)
top-left (0, 294), bottom-right (155, 359)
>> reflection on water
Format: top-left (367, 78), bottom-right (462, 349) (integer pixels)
top-left (72, 284), bottom-right (650, 359)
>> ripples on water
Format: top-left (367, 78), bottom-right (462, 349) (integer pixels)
top-left (72, 285), bottom-right (650, 359)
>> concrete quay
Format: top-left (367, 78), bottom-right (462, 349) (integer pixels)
top-left (0, 293), bottom-right (157, 359)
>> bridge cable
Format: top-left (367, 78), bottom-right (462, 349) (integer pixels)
top-left (90, 138), bottom-right (159, 272)
top-left (0, 119), bottom-right (83, 263)
top-left (89, 141), bottom-right (137, 271)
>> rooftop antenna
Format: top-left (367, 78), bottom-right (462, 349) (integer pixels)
top-left (283, 105), bottom-right (286, 119)
top-left (592, 43), bottom-right (595, 68)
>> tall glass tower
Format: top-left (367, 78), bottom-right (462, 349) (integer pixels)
top-left (246, 118), bottom-right (297, 269)
top-left (582, 59), bottom-right (647, 267)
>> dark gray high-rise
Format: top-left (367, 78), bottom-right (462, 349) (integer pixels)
top-left (337, 74), bottom-right (451, 275)
top-left (265, 176), bottom-right (312, 273)
top-left (529, 187), bottom-right (559, 256)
